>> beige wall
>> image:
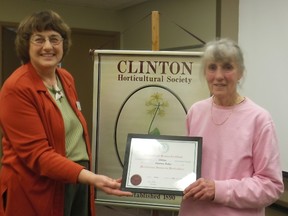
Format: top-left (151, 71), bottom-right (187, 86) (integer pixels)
top-left (0, 0), bottom-right (239, 50)
top-left (119, 0), bottom-right (239, 51)
top-left (0, 0), bottom-right (122, 31)
top-left (219, 0), bottom-right (239, 41)
top-left (119, 0), bottom-right (217, 50)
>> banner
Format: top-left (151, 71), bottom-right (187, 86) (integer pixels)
top-left (91, 50), bottom-right (209, 210)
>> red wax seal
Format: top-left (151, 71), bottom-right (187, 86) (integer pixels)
top-left (130, 174), bottom-right (142, 186)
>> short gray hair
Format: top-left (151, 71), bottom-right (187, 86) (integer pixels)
top-left (201, 38), bottom-right (245, 76)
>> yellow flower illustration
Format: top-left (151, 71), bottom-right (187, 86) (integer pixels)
top-left (145, 93), bottom-right (169, 135)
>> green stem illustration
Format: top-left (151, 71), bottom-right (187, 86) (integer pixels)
top-left (148, 102), bottom-right (160, 134)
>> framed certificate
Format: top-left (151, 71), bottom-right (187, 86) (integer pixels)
top-left (121, 133), bottom-right (202, 195)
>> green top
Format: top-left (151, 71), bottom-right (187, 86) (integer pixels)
top-left (47, 77), bottom-right (89, 162)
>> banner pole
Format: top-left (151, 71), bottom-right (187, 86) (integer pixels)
top-left (152, 11), bottom-right (160, 51)
top-left (151, 11), bottom-right (160, 216)
top-left (151, 10), bottom-right (160, 216)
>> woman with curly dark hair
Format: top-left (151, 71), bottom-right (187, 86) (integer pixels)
top-left (0, 10), bottom-right (131, 216)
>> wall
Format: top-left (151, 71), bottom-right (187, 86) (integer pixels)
top-left (0, 0), bottom-right (239, 50)
top-left (119, 0), bottom-right (239, 51)
top-left (0, 0), bottom-right (122, 31)
top-left (219, 0), bottom-right (239, 41)
top-left (238, 0), bottom-right (288, 176)
top-left (119, 0), bottom-right (217, 51)
top-left (238, 0), bottom-right (288, 211)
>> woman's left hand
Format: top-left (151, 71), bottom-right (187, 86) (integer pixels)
top-left (94, 175), bottom-right (133, 196)
top-left (78, 169), bottom-right (133, 197)
top-left (183, 178), bottom-right (215, 201)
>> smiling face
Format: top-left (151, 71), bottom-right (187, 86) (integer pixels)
top-left (201, 39), bottom-right (245, 105)
top-left (205, 60), bottom-right (242, 102)
top-left (29, 30), bottom-right (63, 73)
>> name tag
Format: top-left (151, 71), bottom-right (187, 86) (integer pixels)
top-left (76, 101), bottom-right (82, 111)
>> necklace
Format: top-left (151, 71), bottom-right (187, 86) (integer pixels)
top-left (211, 95), bottom-right (245, 125)
top-left (49, 84), bottom-right (64, 101)
top-left (43, 76), bottom-right (64, 101)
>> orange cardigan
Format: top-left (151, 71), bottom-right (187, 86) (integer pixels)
top-left (0, 63), bottom-right (95, 216)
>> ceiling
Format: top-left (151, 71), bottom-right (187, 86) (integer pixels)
top-left (42, 0), bottom-right (149, 9)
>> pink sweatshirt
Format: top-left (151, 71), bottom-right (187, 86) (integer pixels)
top-left (179, 97), bottom-right (284, 216)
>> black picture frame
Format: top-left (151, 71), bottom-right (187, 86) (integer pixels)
top-left (121, 133), bottom-right (202, 195)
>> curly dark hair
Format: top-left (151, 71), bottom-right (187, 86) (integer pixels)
top-left (15, 10), bottom-right (72, 64)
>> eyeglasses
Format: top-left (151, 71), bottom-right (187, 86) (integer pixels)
top-left (30, 34), bottom-right (63, 46)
